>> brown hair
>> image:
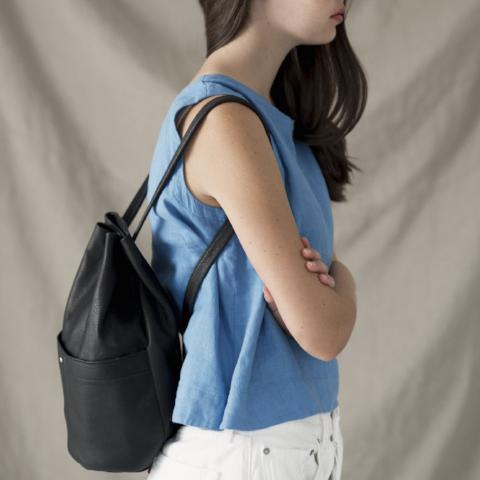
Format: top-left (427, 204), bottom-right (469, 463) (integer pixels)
top-left (198, 0), bottom-right (367, 202)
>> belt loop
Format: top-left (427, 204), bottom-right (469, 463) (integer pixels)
top-left (317, 412), bottom-right (326, 444)
top-left (332, 407), bottom-right (340, 441)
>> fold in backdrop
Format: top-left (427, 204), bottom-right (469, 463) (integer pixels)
top-left (1, 1), bottom-right (479, 479)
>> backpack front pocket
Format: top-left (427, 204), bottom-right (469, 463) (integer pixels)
top-left (57, 334), bottom-right (164, 472)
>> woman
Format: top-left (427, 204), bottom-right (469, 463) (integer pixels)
top-left (146, 0), bottom-right (365, 478)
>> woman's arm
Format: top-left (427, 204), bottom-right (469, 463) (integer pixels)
top-left (328, 257), bottom-right (357, 356)
top-left (180, 100), bottom-right (355, 361)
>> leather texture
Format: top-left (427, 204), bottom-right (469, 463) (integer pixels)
top-left (56, 94), bottom-right (272, 473)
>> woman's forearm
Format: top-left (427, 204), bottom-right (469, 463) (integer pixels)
top-left (321, 258), bottom-right (357, 357)
top-left (329, 259), bottom-right (357, 310)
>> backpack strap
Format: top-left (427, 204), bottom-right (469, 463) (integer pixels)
top-left (121, 94), bottom-right (273, 334)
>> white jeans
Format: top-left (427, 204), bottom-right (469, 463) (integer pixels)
top-left (147, 406), bottom-right (343, 480)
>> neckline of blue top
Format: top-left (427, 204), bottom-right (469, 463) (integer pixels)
top-left (177, 72), bottom-right (296, 137)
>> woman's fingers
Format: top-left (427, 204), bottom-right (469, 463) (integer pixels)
top-left (301, 236), bottom-right (311, 250)
top-left (301, 237), bottom-right (322, 261)
top-left (301, 236), bottom-right (335, 286)
top-left (319, 273), bottom-right (335, 287)
top-left (305, 259), bottom-right (328, 273)
top-left (301, 241), bottom-right (328, 274)
top-left (302, 247), bottom-right (322, 261)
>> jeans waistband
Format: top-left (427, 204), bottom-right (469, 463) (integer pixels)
top-left (174, 405), bottom-right (341, 450)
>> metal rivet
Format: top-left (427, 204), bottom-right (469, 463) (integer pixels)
top-left (263, 447), bottom-right (270, 454)
top-left (59, 356), bottom-right (63, 363)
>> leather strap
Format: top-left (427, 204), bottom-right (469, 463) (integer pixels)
top-left (121, 94), bottom-right (273, 333)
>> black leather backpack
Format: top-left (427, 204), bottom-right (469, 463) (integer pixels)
top-left (56, 93), bottom-right (273, 473)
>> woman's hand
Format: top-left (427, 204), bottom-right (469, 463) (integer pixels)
top-left (263, 236), bottom-right (335, 336)
top-left (301, 236), bottom-right (336, 287)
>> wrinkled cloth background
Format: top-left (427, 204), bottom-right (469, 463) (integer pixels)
top-left (1, 1), bottom-right (479, 479)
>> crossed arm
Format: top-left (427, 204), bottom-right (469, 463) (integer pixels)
top-left (178, 99), bottom-right (356, 361)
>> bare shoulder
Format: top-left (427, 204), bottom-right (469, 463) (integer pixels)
top-left (176, 96), bottom-right (270, 208)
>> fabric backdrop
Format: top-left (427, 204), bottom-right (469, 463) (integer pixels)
top-left (1, 0), bottom-right (479, 478)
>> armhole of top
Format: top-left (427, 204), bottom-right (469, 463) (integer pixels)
top-left (169, 81), bottom-right (286, 220)
top-left (169, 83), bottom-right (228, 221)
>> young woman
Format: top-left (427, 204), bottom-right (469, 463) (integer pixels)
top-left (146, 0), bottom-right (365, 478)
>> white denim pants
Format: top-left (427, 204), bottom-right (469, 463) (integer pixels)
top-left (147, 406), bottom-right (343, 480)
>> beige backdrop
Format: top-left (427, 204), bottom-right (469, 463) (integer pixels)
top-left (1, 0), bottom-right (479, 478)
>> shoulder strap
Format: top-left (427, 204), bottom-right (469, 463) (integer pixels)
top-left (121, 94), bottom-right (273, 334)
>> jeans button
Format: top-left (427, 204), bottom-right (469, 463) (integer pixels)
top-left (330, 433), bottom-right (334, 441)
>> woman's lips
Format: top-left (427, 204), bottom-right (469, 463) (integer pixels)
top-left (331, 14), bottom-right (344, 22)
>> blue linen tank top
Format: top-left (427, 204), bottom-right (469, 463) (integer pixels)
top-left (147, 73), bottom-right (339, 431)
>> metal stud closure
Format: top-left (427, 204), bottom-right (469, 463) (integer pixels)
top-left (263, 447), bottom-right (270, 454)
top-left (59, 356), bottom-right (63, 363)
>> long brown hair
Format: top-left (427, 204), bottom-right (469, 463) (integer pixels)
top-left (198, 0), bottom-right (367, 202)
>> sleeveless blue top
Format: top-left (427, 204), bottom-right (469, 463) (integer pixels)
top-left (147, 73), bottom-right (339, 431)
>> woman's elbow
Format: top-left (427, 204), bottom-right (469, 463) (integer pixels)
top-left (301, 295), bottom-right (357, 362)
